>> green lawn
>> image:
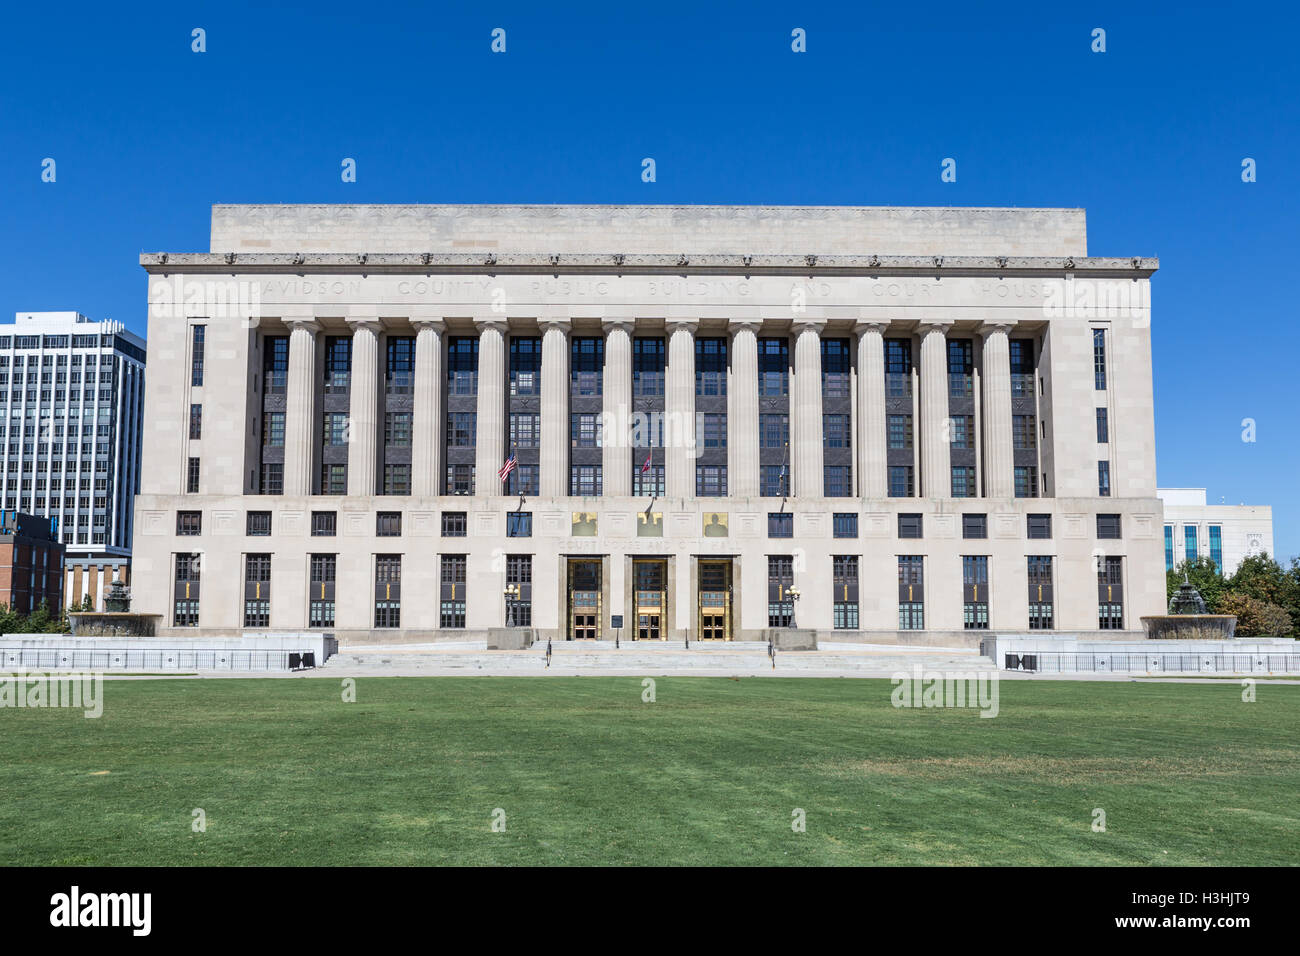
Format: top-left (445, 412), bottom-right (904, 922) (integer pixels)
top-left (2, 676), bottom-right (1297, 865)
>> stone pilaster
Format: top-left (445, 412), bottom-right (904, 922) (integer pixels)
top-left (919, 320), bottom-right (953, 498)
top-left (283, 317), bottom-right (320, 496)
top-left (728, 320), bottom-right (761, 497)
top-left (791, 320), bottom-right (825, 498)
top-left (601, 319), bottom-right (633, 496)
top-left (539, 318), bottom-right (570, 497)
top-left (473, 319), bottom-right (508, 496)
top-left (346, 318), bottom-right (381, 496)
top-left (980, 322), bottom-right (1015, 498)
top-left (854, 321), bottom-right (888, 498)
top-left (665, 318), bottom-right (698, 498)
top-left (410, 317), bottom-right (445, 497)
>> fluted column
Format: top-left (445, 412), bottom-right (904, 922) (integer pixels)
top-left (601, 319), bottom-right (633, 496)
top-left (728, 320), bottom-right (760, 497)
top-left (346, 318), bottom-right (381, 496)
top-left (665, 319), bottom-right (698, 498)
top-left (283, 318), bottom-right (319, 496)
top-left (411, 318), bottom-right (445, 496)
top-left (919, 320), bottom-right (953, 498)
top-left (473, 319), bottom-right (508, 496)
top-left (855, 321), bottom-right (888, 498)
top-left (791, 320), bottom-right (824, 498)
top-left (980, 322), bottom-right (1015, 497)
top-left (539, 318), bottom-right (570, 497)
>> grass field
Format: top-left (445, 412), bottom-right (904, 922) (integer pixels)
top-left (2, 676), bottom-right (1298, 865)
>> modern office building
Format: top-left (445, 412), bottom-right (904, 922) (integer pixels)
top-left (2, 312), bottom-right (145, 610)
top-left (132, 204), bottom-right (1164, 643)
top-left (1157, 487), bottom-right (1274, 575)
top-left (0, 511), bottom-right (64, 613)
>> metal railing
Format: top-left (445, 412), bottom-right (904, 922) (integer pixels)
top-left (0, 647), bottom-right (308, 672)
top-left (1004, 652), bottom-right (1300, 674)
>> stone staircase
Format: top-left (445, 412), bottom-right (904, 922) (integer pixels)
top-left (322, 639), bottom-right (995, 676)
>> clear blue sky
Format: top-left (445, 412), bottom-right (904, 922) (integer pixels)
top-left (1, 1), bottom-right (1295, 558)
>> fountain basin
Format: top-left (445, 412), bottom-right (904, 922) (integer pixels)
top-left (1141, 615), bottom-right (1237, 640)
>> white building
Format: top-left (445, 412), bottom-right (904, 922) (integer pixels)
top-left (3, 312), bottom-right (147, 608)
top-left (1157, 488), bottom-right (1274, 575)
top-left (132, 204), bottom-right (1165, 644)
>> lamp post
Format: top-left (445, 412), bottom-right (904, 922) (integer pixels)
top-left (788, 584), bottom-right (801, 628)
top-left (504, 582), bottom-right (520, 627)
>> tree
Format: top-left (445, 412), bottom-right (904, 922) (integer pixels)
top-left (1167, 556), bottom-right (1228, 611)
top-left (1228, 554), bottom-right (1299, 636)
top-left (1219, 592), bottom-right (1295, 637)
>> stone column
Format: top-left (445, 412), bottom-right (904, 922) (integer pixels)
top-left (283, 317), bottom-right (320, 496)
top-left (919, 320), bottom-right (953, 498)
top-left (539, 318), bottom-right (570, 497)
top-left (473, 319), bottom-right (508, 496)
top-left (411, 318), bottom-right (445, 497)
top-left (855, 321), bottom-right (888, 498)
top-left (346, 318), bottom-right (381, 497)
top-left (601, 319), bottom-right (633, 496)
top-left (728, 320), bottom-right (760, 497)
top-left (665, 319), bottom-right (698, 498)
top-left (980, 322), bottom-right (1015, 498)
top-left (791, 320), bottom-right (825, 498)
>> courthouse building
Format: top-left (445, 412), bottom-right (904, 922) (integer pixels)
top-left (133, 204), bottom-right (1164, 643)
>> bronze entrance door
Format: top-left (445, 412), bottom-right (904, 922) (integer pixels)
top-left (633, 559), bottom-right (667, 640)
top-left (567, 559), bottom-right (602, 640)
top-left (697, 559), bottom-right (732, 641)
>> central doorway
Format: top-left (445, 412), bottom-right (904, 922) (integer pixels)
top-left (697, 559), bottom-right (733, 641)
top-left (567, 559), bottom-right (602, 640)
top-left (633, 558), bottom-right (667, 641)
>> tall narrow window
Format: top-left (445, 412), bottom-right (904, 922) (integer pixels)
top-left (1184, 525), bottom-right (1198, 563)
top-left (571, 337), bottom-right (604, 396)
top-left (509, 336), bottom-right (541, 396)
top-left (821, 339), bottom-right (851, 398)
top-left (1164, 525), bottom-right (1175, 571)
top-left (767, 555), bottom-right (794, 627)
top-left (440, 555), bottom-right (467, 628)
top-left (1028, 555), bottom-right (1054, 629)
top-left (189, 403), bottom-right (202, 439)
top-left (174, 552), bottom-right (201, 626)
top-left (375, 555), bottom-right (402, 628)
top-left (1093, 328), bottom-right (1107, 390)
top-left (947, 339), bottom-right (973, 397)
top-left (758, 338), bottom-right (789, 396)
top-left (386, 337), bottom-right (415, 395)
top-left (1096, 407), bottom-right (1109, 443)
top-left (833, 555), bottom-right (859, 629)
top-left (1209, 525), bottom-right (1223, 571)
top-left (186, 456), bottom-right (200, 494)
top-left (1098, 460), bottom-right (1111, 497)
top-left (190, 325), bottom-right (206, 386)
top-left (244, 553), bottom-right (271, 628)
top-left (1098, 555), bottom-right (1124, 629)
top-left (696, 338), bottom-right (728, 396)
top-left (505, 554), bottom-right (532, 626)
top-left (309, 554), bottom-right (336, 627)
top-left (898, 556), bottom-right (924, 630)
top-left (962, 556), bottom-right (989, 630)
top-left (885, 339), bottom-right (912, 397)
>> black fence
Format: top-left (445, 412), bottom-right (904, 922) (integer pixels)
top-left (1004, 652), bottom-right (1300, 674)
top-left (0, 647), bottom-right (312, 671)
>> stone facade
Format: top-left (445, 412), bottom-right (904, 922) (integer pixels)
top-left (1157, 487), bottom-right (1274, 575)
top-left (133, 204), bottom-right (1163, 644)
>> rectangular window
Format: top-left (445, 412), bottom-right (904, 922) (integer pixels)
top-left (701, 413), bottom-right (727, 449)
top-left (1093, 328), bottom-right (1107, 390)
top-left (1184, 524), bottom-right (1198, 563)
top-left (768, 512), bottom-right (793, 538)
top-left (1014, 465), bottom-right (1038, 499)
top-left (823, 414), bottom-right (851, 449)
top-left (320, 463), bottom-right (347, 495)
top-left (949, 414), bottom-right (972, 450)
top-left (571, 337), bottom-right (604, 396)
top-left (382, 464), bottom-right (411, 496)
top-left (375, 555), bottom-right (402, 628)
top-left (633, 337), bottom-right (665, 397)
top-left (947, 339), bottom-right (973, 397)
top-left (696, 338), bottom-right (728, 396)
top-left (441, 512), bottom-right (467, 537)
top-left (1097, 513), bottom-right (1122, 539)
top-left (1009, 340), bottom-right (1035, 396)
top-left (832, 554), bottom-right (859, 629)
top-left (632, 463), bottom-right (665, 497)
top-left (888, 465), bottom-right (914, 498)
top-left (441, 555), bottom-right (467, 628)
top-left (174, 552), bottom-right (201, 626)
top-left (506, 554), bottom-right (532, 626)
top-left (311, 511), bottom-right (337, 536)
top-left (760, 414), bottom-right (789, 450)
top-left (898, 556), bottom-right (924, 630)
top-left (758, 338), bottom-right (788, 396)
top-left (447, 337), bottom-right (478, 395)
top-left (507, 512), bottom-right (532, 537)
top-left (189, 403), bottom-right (202, 439)
top-left (951, 466), bottom-right (976, 498)
top-left (509, 413), bottom-right (540, 448)
top-left (186, 456), bottom-right (200, 494)
top-left (309, 554), bottom-right (336, 628)
top-left (1098, 460), bottom-right (1111, 497)
top-left (445, 463), bottom-right (475, 495)
top-left (386, 337), bottom-right (415, 394)
top-left (246, 511), bottom-right (271, 536)
top-left (323, 413), bottom-right (348, 446)
top-left (263, 336), bottom-right (288, 394)
top-left (1209, 525), bottom-right (1223, 571)
top-left (767, 555), bottom-right (794, 628)
top-left (244, 554), bottom-right (271, 628)
top-left (823, 466), bottom-right (851, 498)
top-left (1164, 524), bottom-right (1175, 571)
top-left (570, 464), bottom-right (602, 496)
top-left (191, 326), bottom-right (205, 386)
top-left (1028, 555), bottom-right (1054, 629)
top-left (1098, 555), bottom-right (1124, 629)
top-left (760, 465), bottom-right (787, 498)
top-left (447, 412), bottom-right (477, 447)
top-left (325, 336), bottom-right (351, 393)
top-left (176, 511), bottom-right (202, 536)
top-left (898, 513), bottom-right (923, 539)
top-left (821, 339), bottom-right (851, 398)
top-left (376, 511), bottom-right (402, 537)
top-left (505, 463), bottom-right (538, 496)
top-left (887, 414), bottom-right (912, 450)
top-left (962, 555), bottom-right (989, 630)
top-left (1012, 414), bottom-right (1037, 451)
top-left (384, 412), bottom-right (412, 447)
top-left (962, 513), bottom-right (987, 539)
top-left (570, 413), bottom-right (602, 448)
top-left (695, 465), bottom-right (726, 497)
top-left (885, 339), bottom-right (912, 397)
top-left (1027, 514), bottom-right (1052, 539)
top-left (509, 337), bottom-right (541, 396)
top-left (1096, 407), bottom-right (1109, 443)
top-left (263, 412), bottom-right (285, 447)
top-left (833, 513), bottom-right (858, 538)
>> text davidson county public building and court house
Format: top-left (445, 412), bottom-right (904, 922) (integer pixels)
top-left (132, 204), bottom-right (1162, 645)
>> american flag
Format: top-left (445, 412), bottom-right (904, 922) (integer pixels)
top-left (497, 451), bottom-right (518, 483)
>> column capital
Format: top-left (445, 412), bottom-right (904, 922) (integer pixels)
top-left (411, 317), bottom-right (446, 334)
top-left (791, 318), bottom-right (826, 337)
top-left (284, 316), bottom-right (321, 334)
top-left (601, 318), bottom-right (635, 335)
top-left (345, 316), bottom-right (383, 334)
top-left (727, 318), bottom-right (762, 335)
top-left (540, 316), bottom-right (571, 334)
top-left (854, 320), bottom-right (889, 336)
top-left (474, 317), bottom-right (509, 335)
top-left (917, 318), bottom-right (955, 334)
top-left (977, 321), bottom-right (1016, 337)
top-left (666, 318), bottom-right (699, 334)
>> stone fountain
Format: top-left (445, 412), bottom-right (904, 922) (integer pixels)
top-left (67, 581), bottom-right (163, 637)
top-left (1140, 571), bottom-right (1237, 640)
